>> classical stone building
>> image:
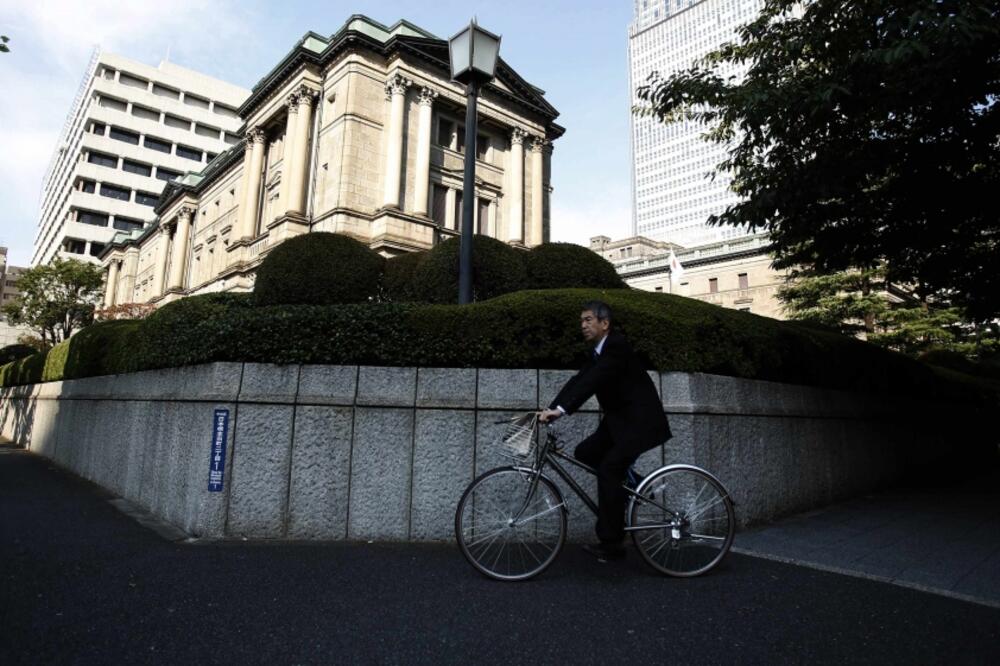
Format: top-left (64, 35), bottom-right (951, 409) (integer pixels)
top-left (99, 16), bottom-right (563, 306)
top-left (592, 233), bottom-right (791, 319)
top-left (0, 247), bottom-right (32, 347)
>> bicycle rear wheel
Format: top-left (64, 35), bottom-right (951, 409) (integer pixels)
top-left (629, 466), bottom-right (735, 577)
top-left (455, 467), bottom-right (566, 581)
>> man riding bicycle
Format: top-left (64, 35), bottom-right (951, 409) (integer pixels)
top-left (538, 300), bottom-right (672, 561)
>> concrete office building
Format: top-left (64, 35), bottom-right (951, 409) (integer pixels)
top-left (0, 247), bottom-right (32, 347)
top-left (628, 0), bottom-right (762, 247)
top-left (99, 16), bottom-right (562, 308)
top-left (32, 48), bottom-right (250, 266)
top-left (592, 233), bottom-right (789, 319)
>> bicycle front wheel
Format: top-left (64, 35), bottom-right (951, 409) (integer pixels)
top-left (629, 466), bottom-right (735, 577)
top-left (455, 467), bottom-right (566, 581)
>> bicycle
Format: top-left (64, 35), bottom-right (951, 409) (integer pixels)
top-left (455, 412), bottom-right (736, 581)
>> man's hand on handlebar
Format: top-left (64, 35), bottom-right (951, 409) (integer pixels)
top-left (538, 408), bottom-right (562, 423)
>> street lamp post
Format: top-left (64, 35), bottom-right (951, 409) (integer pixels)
top-left (448, 20), bottom-right (501, 304)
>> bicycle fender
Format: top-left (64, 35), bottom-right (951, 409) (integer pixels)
top-left (635, 463), bottom-right (736, 505)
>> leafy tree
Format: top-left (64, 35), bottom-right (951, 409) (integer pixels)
top-left (636, 0), bottom-right (1000, 320)
top-left (0, 35), bottom-right (10, 54)
top-left (1, 259), bottom-right (105, 348)
top-left (779, 268), bottom-right (999, 359)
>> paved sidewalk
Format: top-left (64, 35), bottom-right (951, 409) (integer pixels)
top-left (734, 459), bottom-right (1000, 608)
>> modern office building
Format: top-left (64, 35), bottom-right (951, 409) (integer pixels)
top-left (98, 16), bottom-right (562, 308)
top-left (31, 49), bottom-right (250, 266)
top-left (628, 0), bottom-right (762, 247)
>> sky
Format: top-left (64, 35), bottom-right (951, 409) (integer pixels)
top-left (0, 0), bottom-right (637, 266)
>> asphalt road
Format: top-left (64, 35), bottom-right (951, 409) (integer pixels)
top-left (2, 443), bottom-right (998, 665)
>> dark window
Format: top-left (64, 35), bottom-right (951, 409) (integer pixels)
top-left (183, 94), bottom-right (210, 109)
top-left (155, 167), bottom-right (182, 182)
top-left (655, 286), bottom-right (663, 292)
top-left (454, 191), bottom-right (463, 227)
top-left (709, 278), bottom-right (718, 294)
top-left (113, 216), bottom-right (144, 232)
top-left (108, 126), bottom-right (140, 145)
top-left (118, 72), bottom-right (148, 90)
top-left (100, 183), bottom-right (131, 201)
top-left (738, 273), bottom-right (749, 290)
top-left (143, 136), bottom-right (172, 154)
top-left (122, 159), bottom-right (152, 177)
top-left (87, 151), bottom-right (118, 168)
top-left (152, 84), bottom-right (180, 100)
top-left (164, 114), bottom-right (190, 130)
top-left (476, 134), bottom-right (489, 160)
top-left (78, 179), bottom-right (96, 193)
top-left (135, 191), bottom-right (159, 207)
top-left (477, 198), bottom-right (489, 234)
top-left (63, 239), bottom-right (86, 254)
top-left (89, 242), bottom-right (106, 257)
top-left (176, 144), bottom-right (202, 161)
top-left (77, 211), bottom-right (109, 227)
top-left (90, 121), bottom-right (106, 135)
top-left (431, 185), bottom-right (448, 226)
top-left (437, 118), bottom-right (454, 148)
top-left (131, 105), bottom-right (160, 122)
top-left (206, 152), bottom-right (217, 162)
top-left (195, 123), bottom-right (219, 139)
top-left (214, 103), bottom-right (239, 119)
top-left (456, 125), bottom-right (465, 153)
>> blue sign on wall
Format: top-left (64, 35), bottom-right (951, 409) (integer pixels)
top-left (208, 408), bottom-right (229, 492)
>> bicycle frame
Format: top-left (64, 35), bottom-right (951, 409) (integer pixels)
top-left (510, 430), bottom-right (685, 532)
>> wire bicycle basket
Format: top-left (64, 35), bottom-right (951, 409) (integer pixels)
top-left (496, 412), bottom-right (540, 460)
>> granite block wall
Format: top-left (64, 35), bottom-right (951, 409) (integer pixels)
top-left (1, 363), bottom-right (991, 541)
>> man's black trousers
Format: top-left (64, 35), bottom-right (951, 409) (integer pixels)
top-left (574, 421), bottom-right (645, 545)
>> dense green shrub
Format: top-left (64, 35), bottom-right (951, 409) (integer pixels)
top-left (0, 349), bottom-right (48, 387)
top-left (253, 232), bottom-right (385, 306)
top-left (380, 251), bottom-right (427, 302)
top-left (410, 235), bottom-right (528, 303)
top-left (526, 243), bottom-right (626, 290)
top-left (1, 288), bottom-right (995, 406)
top-left (0, 344), bottom-right (35, 365)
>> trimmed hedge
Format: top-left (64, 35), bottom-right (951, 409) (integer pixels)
top-left (380, 251), bottom-right (427, 302)
top-left (0, 344), bottom-right (35, 365)
top-left (2, 288), bottom-right (995, 407)
top-left (410, 235), bottom-right (528, 303)
top-left (254, 232), bottom-right (384, 306)
top-left (526, 243), bottom-right (626, 290)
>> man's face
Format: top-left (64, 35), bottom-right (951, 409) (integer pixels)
top-left (580, 310), bottom-right (610, 344)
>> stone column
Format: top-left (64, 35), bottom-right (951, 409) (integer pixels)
top-left (445, 188), bottom-right (457, 230)
top-left (507, 128), bottom-right (527, 243)
top-left (121, 248), bottom-right (139, 302)
top-left (287, 87), bottom-right (317, 216)
top-left (152, 224), bottom-right (172, 297)
top-left (530, 137), bottom-right (548, 247)
top-left (278, 93), bottom-right (299, 217)
top-left (413, 87), bottom-right (437, 216)
top-left (103, 260), bottom-right (119, 307)
top-left (382, 74), bottom-right (411, 209)
top-left (239, 128), bottom-right (267, 239)
top-left (168, 206), bottom-right (195, 290)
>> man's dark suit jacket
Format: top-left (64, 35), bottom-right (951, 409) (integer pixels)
top-left (549, 331), bottom-right (671, 455)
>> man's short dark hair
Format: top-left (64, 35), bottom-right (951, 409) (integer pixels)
top-left (581, 300), bottom-right (613, 326)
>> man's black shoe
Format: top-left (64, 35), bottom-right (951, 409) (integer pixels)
top-left (582, 543), bottom-right (626, 562)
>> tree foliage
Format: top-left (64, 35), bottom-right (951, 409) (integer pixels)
top-left (1, 259), bottom-right (104, 347)
top-left (779, 268), bottom-right (1000, 359)
top-left (636, 0), bottom-right (1000, 319)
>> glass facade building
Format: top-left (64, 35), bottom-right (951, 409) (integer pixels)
top-left (628, 0), bottom-right (761, 247)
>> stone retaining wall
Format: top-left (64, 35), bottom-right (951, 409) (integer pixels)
top-left (0, 363), bottom-right (990, 541)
